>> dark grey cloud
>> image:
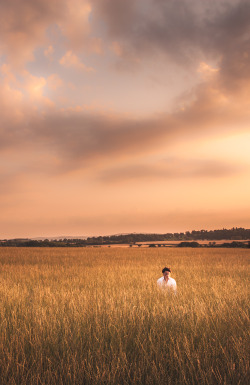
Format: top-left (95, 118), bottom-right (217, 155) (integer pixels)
top-left (0, 106), bottom-right (168, 172)
top-left (193, 0), bottom-right (250, 95)
top-left (93, 0), bottom-right (250, 86)
top-left (30, 112), bottom-right (169, 169)
top-left (93, 0), bottom-right (203, 65)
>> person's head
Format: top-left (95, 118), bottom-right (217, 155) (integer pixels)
top-left (162, 267), bottom-right (171, 280)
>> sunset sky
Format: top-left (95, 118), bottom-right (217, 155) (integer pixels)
top-left (1, 0), bottom-right (250, 238)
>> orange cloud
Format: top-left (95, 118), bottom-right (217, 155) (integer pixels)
top-left (198, 62), bottom-right (219, 80)
top-left (58, 1), bottom-right (102, 52)
top-left (0, 0), bottom-right (60, 68)
top-left (23, 72), bottom-right (47, 99)
top-left (0, 0), bottom-right (99, 68)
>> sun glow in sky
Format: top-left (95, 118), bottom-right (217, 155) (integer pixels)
top-left (0, 0), bottom-right (250, 238)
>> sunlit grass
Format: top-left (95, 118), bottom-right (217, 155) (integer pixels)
top-left (0, 247), bottom-right (249, 384)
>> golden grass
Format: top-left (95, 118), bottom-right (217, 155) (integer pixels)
top-left (0, 247), bottom-right (249, 384)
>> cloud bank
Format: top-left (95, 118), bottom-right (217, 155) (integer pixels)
top-left (0, 0), bottom-right (249, 237)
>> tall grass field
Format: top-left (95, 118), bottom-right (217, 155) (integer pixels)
top-left (0, 247), bottom-right (249, 384)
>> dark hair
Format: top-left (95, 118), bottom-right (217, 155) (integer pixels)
top-left (162, 267), bottom-right (171, 273)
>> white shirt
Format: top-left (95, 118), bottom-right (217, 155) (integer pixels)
top-left (157, 276), bottom-right (177, 293)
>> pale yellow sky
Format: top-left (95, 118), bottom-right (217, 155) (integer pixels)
top-left (0, 0), bottom-right (250, 238)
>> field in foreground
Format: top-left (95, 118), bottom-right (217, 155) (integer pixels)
top-left (0, 247), bottom-right (249, 385)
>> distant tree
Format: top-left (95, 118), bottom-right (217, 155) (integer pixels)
top-left (177, 242), bottom-right (200, 248)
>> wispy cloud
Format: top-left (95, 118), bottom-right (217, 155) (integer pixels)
top-left (97, 158), bottom-right (246, 183)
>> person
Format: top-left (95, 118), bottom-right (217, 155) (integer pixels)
top-left (157, 267), bottom-right (177, 294)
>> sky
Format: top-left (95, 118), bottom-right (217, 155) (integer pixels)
top-left (0, 0), bottom-right (250, 239)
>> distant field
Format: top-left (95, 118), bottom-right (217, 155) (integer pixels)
top-left (0, 247), bottom-right (249, 385)
top-left (97, 239), bottom-right (250, 247)
top-left (137, 239), bottom-right (250, 245)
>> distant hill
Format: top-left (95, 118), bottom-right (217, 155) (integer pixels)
top-left (84, 227), bottom-right (250, 244)
top-left (1, 227), bottom-right (250, 247)
top-left (31, 236), bottom-right (88, 241)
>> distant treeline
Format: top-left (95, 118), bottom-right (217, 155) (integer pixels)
top-left (0, 227), bottom-right (250, 247)
top-left (147, 241), bottom-right (250, 248)
top-left (85, 227), bottom-right (250, 244)
top-left (177, 241), bottom-right (250, 248)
